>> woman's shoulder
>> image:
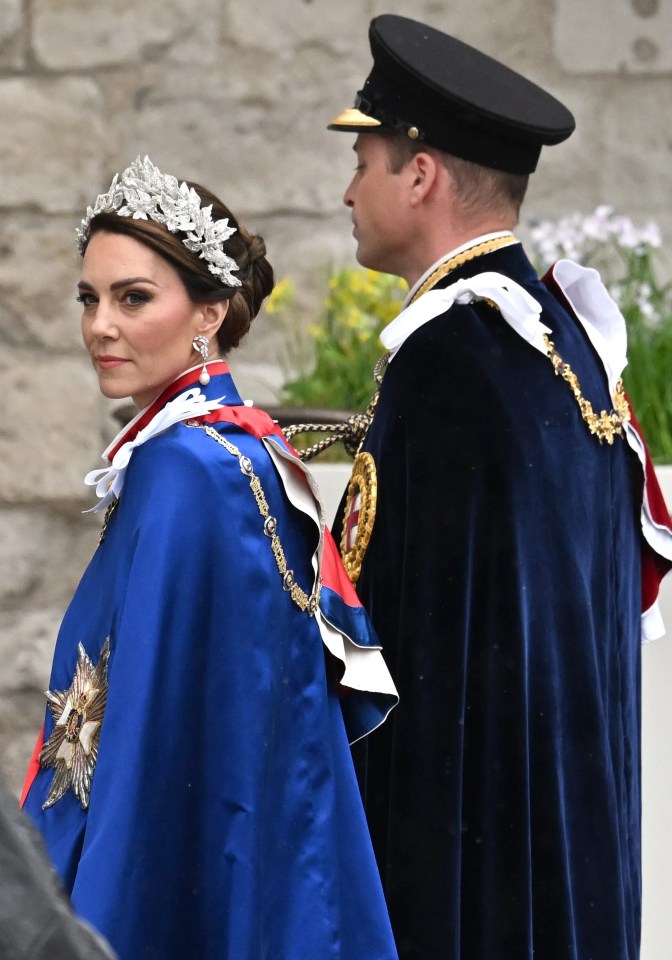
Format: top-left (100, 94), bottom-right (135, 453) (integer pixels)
top-left (126, 415), bottom-right (278, 498)
top-left (112, 414), bottom-right (306, 558)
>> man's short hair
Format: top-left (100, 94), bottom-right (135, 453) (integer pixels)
top-left (383, 132), bottom-right (529, 222)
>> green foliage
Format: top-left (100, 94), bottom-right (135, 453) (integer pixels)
top-left (616, 248), bottom-right (672, 462)
top-left (269, 267), bottom-right (407, 413)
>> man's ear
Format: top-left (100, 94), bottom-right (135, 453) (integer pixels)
top-left (407, 151), bottom-right (440, 207)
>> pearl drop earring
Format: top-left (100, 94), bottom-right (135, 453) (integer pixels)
top-left (192, 335), bottom-right (210, 385)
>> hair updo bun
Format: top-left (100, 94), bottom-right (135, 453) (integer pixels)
top-left (218, 214), bottom-right (275, 353)
top-left (84, 181), bottom-right (274, 356)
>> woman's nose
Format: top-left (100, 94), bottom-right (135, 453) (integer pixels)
top-left (89, 300), bottom-right (118, 339)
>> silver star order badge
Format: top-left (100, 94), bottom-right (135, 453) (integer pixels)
top-left (39, 638), bottom-right (111, 810)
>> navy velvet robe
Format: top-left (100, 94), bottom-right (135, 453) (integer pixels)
top-left (338, 243), bottom-right (652, 959)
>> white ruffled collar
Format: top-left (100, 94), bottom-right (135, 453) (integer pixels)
top-left (84, 386), bottom-right (224, 514)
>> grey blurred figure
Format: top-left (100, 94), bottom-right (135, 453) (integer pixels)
top-left (0, 778), bottom-right (116, 960)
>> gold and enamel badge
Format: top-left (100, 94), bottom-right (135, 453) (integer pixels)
top-left (39, 638), bottom-right (110, 810)
top-left (340, 452), bottom-right (378, 585)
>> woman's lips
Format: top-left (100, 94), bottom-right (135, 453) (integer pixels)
top-left (96, 356), bottom-right (129, 369)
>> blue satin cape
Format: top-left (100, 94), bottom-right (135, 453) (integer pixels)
top-left (23, 366), bottom-right (398, 960)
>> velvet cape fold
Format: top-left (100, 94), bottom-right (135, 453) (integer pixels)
top-left (334, 242), bottom-right (672, 960)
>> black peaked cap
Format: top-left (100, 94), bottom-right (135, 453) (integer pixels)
top-left (328, 14), bottom-right (575, 174)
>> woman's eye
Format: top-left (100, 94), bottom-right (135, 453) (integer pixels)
top-left (76, 293), bottom-right (97, 306)
top-left (124, 291), bottom-right (149, 306)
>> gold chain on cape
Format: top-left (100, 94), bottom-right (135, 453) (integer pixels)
top-left (97, 424), bottom-right (323, 613)
top-left (187, 422), bottom-right (321, 614)
top-left (98, 499), bottom-right (119, 545)
top-left (544, 335), bottom-right (630, 443)
top-left (413, 235), bottom-right (630, 443)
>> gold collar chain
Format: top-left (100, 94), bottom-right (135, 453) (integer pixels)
top-left (408, 234), bottom-right (629, 445)
top-left (544, 335), bottom-right (630, 444)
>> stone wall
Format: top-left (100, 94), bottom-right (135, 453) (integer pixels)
top-left (1, 0), bottom-right (671, 801)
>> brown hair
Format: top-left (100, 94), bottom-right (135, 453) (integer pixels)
top-left (382, 132), bottom-right (529, 222)
top-left (82, 183), bottom-right (274, 355)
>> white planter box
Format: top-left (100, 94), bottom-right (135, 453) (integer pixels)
top-left (642, 466), bottom-right (672, 960)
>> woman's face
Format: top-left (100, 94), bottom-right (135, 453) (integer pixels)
top-left (79, 230), bottom-right (223, 409)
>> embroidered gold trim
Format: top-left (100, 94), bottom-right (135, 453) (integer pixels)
top-left (544, 335), bottom-right (630, 444)
top-left (409, 234), bottom-right (518, 303)
top-left (340, 452), bottom-right (378, 585)
top-left (188, 422), bottom-right (321, 615)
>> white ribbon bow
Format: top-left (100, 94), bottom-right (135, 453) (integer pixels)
top-left (84, 388), bottom-right (224, 513)
top-left (381, 271), bottom-right (552, 358)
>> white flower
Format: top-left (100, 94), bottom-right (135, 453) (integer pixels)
top-left (610, 216), bottom-right (641, 249)
top-left (582, 205), bottom-right (613, 243)
top-left (639, 222), bottom-right (662, 249)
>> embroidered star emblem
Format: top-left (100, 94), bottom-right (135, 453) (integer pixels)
top-left (39, 638), bottom-right (110, 810)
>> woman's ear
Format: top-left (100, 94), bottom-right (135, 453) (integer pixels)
top-left (194, 299), bottom-right (229, 346)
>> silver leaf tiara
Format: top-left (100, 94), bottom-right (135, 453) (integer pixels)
top-left (76, 155), bottom-right (242, 288)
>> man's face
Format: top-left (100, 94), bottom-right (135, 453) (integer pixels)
top-left (343, 133), bottom-right (410, 278)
